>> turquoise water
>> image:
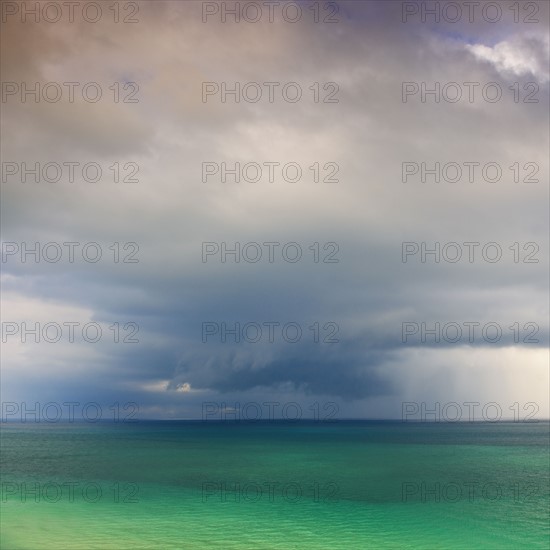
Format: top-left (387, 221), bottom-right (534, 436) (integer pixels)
top-left (1, 421), bottom-right (549, 549)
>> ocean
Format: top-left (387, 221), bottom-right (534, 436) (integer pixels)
top-left (1, 421), bottom-right (548, 549)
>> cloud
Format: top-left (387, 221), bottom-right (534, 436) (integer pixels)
top-left (466, 33), bottom-right (550, 82)
top-left (2, 1), bottom-right (548, 418)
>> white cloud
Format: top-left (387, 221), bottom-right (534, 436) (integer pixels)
top-left (466, 34), bottom-right (550, 82)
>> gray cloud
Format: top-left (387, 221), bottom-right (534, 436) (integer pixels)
top-left (2, 0), bottom-right (548, 418)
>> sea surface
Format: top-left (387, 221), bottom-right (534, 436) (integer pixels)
top-left (1, 421), bottom-right (549, 549)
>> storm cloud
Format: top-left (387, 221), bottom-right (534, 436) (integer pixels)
top-left (1, 0), bottom-right (548, 419)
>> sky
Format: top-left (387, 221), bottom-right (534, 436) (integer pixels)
top-left (1, 0), bottom-right (549, 420)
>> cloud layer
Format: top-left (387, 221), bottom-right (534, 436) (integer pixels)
top-left (1, 1), bottom-right (548, 419)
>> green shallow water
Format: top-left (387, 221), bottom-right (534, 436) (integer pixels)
top-left (1, 421), bottom-right (549, 549)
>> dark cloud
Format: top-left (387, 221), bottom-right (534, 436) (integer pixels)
top-left (2, 0), bottom-right (548, 418)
